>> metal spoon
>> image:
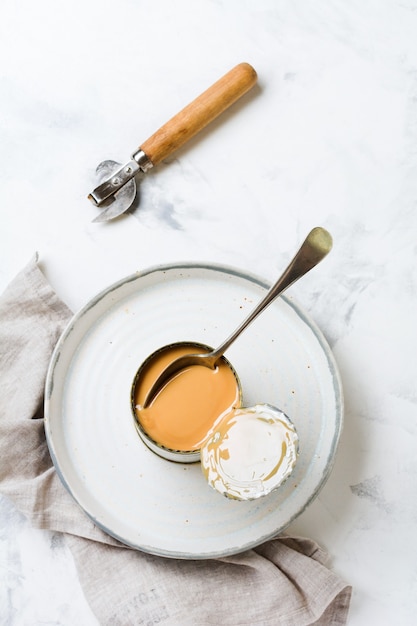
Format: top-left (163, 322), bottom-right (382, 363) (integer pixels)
top-left (142, 227), bottom-right (333, 408)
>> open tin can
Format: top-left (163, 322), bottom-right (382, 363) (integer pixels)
top-left (130, 341), bottom-right (242, 463)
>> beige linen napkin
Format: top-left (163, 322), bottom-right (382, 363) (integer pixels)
top-left (0, 256), bottom-right (352, 626)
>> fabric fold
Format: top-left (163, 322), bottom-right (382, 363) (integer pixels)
top-left (0, 256), bottom-right (351, 625)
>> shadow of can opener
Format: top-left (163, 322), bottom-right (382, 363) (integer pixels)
top-left (87, 63), bottom-right (257, 222)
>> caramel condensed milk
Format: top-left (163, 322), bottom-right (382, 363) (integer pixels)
top-left (132, 343), bottom-right (241, 457)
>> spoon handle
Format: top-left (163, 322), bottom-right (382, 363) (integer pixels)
top-left (210, 227), bottom-right (333, 360)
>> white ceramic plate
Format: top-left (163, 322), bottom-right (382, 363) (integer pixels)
top-left (45, 263), bottom-right (343, 559)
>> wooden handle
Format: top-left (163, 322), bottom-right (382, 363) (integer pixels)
top-left (140, 62), bottom-right (257, 165)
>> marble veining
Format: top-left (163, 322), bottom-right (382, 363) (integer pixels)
top-left (350, 476), bottom-right (392, 513)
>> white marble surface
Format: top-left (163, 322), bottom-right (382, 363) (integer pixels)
top-left (1, 0), bottom-right (416, 623)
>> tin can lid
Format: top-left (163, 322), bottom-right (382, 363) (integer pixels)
top-left (201, 404), bottom-right (299, 501)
